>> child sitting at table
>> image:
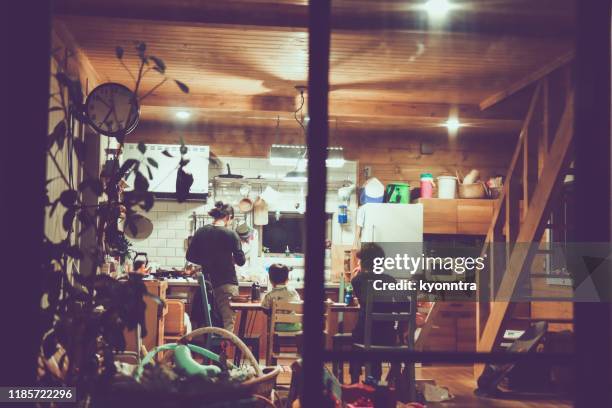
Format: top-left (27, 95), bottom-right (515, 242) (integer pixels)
top-left (261, 263), bottom-right (302, 332)
top-left (350, 243), bottom-right (398, 384)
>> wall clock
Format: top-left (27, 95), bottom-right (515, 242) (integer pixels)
top-left (84, 82), bottom-right (140, 138)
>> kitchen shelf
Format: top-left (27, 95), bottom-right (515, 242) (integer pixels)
top-left (418, 198), bottom-right (498, 235)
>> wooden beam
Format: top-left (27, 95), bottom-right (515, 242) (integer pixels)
top-left (142, 94), bottom-right (523, 120)
top-left (479, 51), bottom-right (574, 111)
top-left (138, 109), bottom-right (522, 134)
top-left (52, 20), bottom-right (101, 89)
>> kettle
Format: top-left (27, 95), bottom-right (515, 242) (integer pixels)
top-left (384, 183), bottom-right (410, 204)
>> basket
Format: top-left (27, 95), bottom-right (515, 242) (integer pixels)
top-left (183, 327), bottom-right (279, 398)
top-left (458, 182), bottom-right (487, 199)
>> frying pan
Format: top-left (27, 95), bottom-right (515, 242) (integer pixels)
top-left (238, 197), bottom-right (254, 213)
top-left (218, 164), bottom-right (243, 179)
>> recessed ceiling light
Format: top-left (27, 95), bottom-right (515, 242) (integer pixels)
top-left (423, 0), bottom-right (454, 19)
top-left (175, 111), bottom-right (191, 119)
top-left (444, 117), bottom-right (462, 132)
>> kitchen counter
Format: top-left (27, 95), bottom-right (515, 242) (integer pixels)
top-left (159, 276), bottom-right (339, 289)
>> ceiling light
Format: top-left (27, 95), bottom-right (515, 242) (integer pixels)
top-left (422, 0), bottom-right (454, 19)
top-left (444, 117), bottom-right (462, 132)
top-left (175, 111), bottom-right (191, 119)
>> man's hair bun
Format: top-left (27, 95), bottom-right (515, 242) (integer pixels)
top-left (208, 201), bottom-right (233, 220)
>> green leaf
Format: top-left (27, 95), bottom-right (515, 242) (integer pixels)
top-left (49, 199), bottom-right (60, 217)
top-left (174, 79), bottom-right (189, 94)
top-left (136, 42), bottom-right (147, 61)
top-left (140, 192), bottom-right (155, 211)
top-left (137, 141), bottom-right (146, 154)
top-left (62, 209), bottom-right (76, 231)
top-left (73, 138), bottom-right (86, 162)
top-left (51, 120), bottom-right (67, 150)
top-left (161, 150), bottom-right (173, 158)
top-left (149, 56), bottom-right (166, 74)
top-left (134, 171), bottom-right (149, 192)
top-left (59, 190), bottom-right (78, 207)
top-left (115, 46), bottom-right (124, 59)
top-left (146, 157), bottom-right (158, 168)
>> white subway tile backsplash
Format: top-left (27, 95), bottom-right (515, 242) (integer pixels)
top-left (152, 202), bottom-right (168, 211)
top-left (157, 229), bottom-right (176, 239)
top-left (166, 238), bottom-right (185, 248)
top-left (153, 220), bottom-right (168, 230)
top-left (165, 256), bottom-right (186, 267)
top-left (157, 247), bottom-right (175, 257)
top-left (167, 220), bottom-right (188, 230)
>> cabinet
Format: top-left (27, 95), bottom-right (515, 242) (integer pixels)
top-left (418, 198), bottom-right (496, 235)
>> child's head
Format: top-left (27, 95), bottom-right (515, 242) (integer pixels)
top-left (356, 243), bottom-right (385, 273)
top-left (268, 263), bottom-right (290, 286)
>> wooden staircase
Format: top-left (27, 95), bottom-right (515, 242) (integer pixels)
top-left (474, 68), bottom-right (575, 378)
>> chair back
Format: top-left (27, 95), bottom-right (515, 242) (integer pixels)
top-left (362, 283), bottom-right (417, 348)
top-left (266, 300), bottom-right (304, 365)
top-left (271, 300), bottom-right (304, 326)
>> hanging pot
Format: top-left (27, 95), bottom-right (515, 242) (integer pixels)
top-left (253, 197), bottom-right (269, 226)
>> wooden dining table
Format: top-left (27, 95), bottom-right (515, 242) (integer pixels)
top-left (230, 301), bottom-right (265, 364)
top-left (229, 301), bottom-right (361, 364)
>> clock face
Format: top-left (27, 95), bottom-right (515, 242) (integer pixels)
top-left (85, 83), bottom-right (140, 137)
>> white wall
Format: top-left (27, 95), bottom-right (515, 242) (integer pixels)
top-left (131, 156), bottom-right (358, 273)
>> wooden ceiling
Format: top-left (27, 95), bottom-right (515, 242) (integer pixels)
top-left (53, 0), bottom-right (575, 135)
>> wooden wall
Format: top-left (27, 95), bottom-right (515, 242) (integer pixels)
top-left (130, 120), bottom-right (517, 188)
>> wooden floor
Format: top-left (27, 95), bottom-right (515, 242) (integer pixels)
top-left (275, 359), bottom-right (572, 407)
top-left (417, 365), bottom-right (572, 408)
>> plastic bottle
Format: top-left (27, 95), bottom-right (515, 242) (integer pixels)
top-left (420, 173), bottom-right (435, 198)
top-left (344, 284), bottom-right (353, 305)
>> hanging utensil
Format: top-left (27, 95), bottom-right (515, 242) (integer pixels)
top-left (218, 164), bottom-right (243, 179)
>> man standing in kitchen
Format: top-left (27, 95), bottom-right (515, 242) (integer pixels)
top-left (186, 201), bottom-right (246, 332)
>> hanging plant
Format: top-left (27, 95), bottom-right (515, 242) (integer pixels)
top-left (39, 43), bottom-right (191, 404)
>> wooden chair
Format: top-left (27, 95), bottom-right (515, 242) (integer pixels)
top-left (266, 300), bottom-right (304, 366)
top-left (164, 299), bottom-right (186, 343)
top-left (354, 284), bottom-right (417, 401)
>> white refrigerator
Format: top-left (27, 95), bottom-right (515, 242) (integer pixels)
top-left (357, 203), bottom-right (423, 279)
